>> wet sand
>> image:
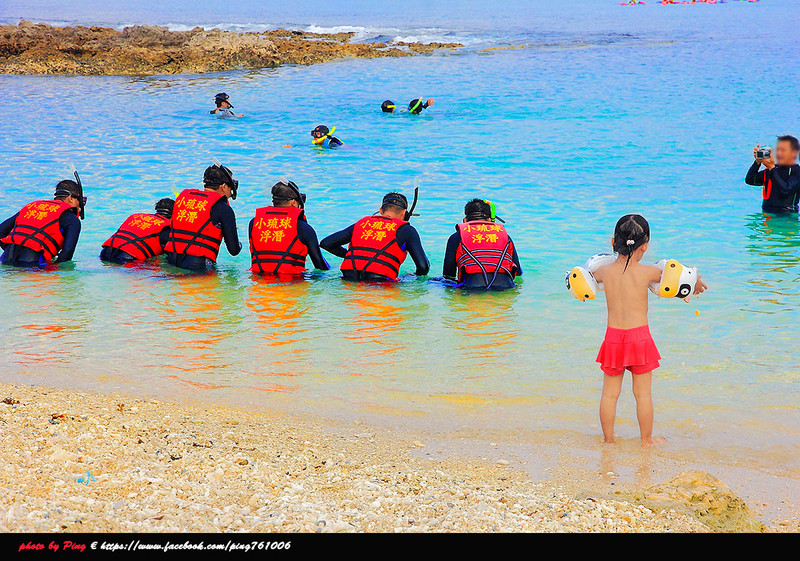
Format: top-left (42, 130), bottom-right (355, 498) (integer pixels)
top-left (0, 383), bottom-right (795, 533)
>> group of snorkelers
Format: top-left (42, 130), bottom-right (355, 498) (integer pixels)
top-left (210, 92), bottom-right (434, 149)
top-left (9, 89), bottom-right (794, 447)
top-left (0, 162), bottom-right (520, 290)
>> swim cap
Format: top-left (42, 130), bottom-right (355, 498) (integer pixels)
top-left (154, 197), bottom-right (175, 219)
top-left (214, 92), bottom-right (232, 107)
top-left (381, 100), bottom-right (396, 113)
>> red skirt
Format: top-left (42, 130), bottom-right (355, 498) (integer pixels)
top-left (596, 325), bottom-right (661, 376)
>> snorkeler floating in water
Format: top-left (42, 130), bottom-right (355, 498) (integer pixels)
top-left (380, 100), bottom-right (396, 113)
top-left (442, 199), bottom-right (522, 290)
top-left (210, 92), bottom-right (244, 117)
top-left (0, 168), bottom-right (86, 268)
top-left (320, 191), bottom-right (429, 282)
top-left (408, 97), bottom-right (435, 114)
top-left (311, 125), bottom-right (343, 148)
top-left (100, 198), bottom-right (174, 264)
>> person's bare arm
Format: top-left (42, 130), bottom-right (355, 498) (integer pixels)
top-left (592, 264), bottom-right (607, 283)
top-left (694, 272), bottom-right (708, 295)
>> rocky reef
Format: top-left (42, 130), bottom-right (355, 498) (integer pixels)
top-left (623, 470), bottom-right (766, 532)
top-left (0, 21), bottom-right (463, 75)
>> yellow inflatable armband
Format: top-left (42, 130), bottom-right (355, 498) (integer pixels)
top-left (650, 259), bottom-right (698, 302)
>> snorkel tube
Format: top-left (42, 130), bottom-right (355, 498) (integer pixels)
top-left (67, 163), bottom-right (87, 220)
top-left (405, 186), bottom-right (419, 221)
top-left (483, 199), bottom-right (505, 224)
top-left (212, 157), bottom-right (239, 200)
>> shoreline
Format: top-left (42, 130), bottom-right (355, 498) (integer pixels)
top-left (0, 382), bottom-right (793, 533)
top-left (0, 21), bottom-right (463, 76)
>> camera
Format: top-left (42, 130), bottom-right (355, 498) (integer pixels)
top-left (757, 146), bottom-right (772, 160)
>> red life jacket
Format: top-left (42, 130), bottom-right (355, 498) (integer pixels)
top-left (455, 221), bottom-right (517, 284)
top-left (163, 189), bottom-right (226, 261)
top-left (340, 215), bottom-right (408, 280)
top-left (249, 206), bottom-right (309, 275)
top-left (0, 200), bottom-right (75, 261)
top-left (101, 213), bottom-right (170, 260)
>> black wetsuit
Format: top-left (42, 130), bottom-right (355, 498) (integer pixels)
top-left (320, 222), bottom-right (430, 281)
top-left (408, 99), bottom-right (430, 114)
top-left (247, 217), bottom-right (330, 271)
top-left (745, 161), bottom-right (800, 213)
top-left (0, 210), bottom-right (81, 266)
top-left (442, 231), bottom-right (523, 290)
top-left (99, 229), bottom-right (171, 263)
top-left (166, 199), bottom-right (242, 271)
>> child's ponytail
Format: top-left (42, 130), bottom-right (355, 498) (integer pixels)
top-left (613, 214), bottom-right (651, 273)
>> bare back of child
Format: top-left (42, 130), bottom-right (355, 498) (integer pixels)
top-left (592, 215), bottom-right (664, 448)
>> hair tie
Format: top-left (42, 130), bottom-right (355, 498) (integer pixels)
top-left (626, 239), bottom-right (635, 246)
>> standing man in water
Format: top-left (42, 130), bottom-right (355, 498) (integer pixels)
top-left (164, 163), bottom-right (242, 271)
top-left (248, 179), bottom-right (330, 275)
top-left (0, 178), bottom-right (85, 267)
top-left (320, 192), bottom-right (429, 282)
top-left (746, 135), bottom-right (800, 213)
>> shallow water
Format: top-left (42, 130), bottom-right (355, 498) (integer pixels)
top-left (1, 0), bottom-right (799, 518)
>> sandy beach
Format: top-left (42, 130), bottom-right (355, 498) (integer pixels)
top-left (0, 383), bottom-right (794, 533)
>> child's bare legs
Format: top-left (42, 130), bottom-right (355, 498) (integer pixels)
top-left (600, 374), bottom-right (623, 443)
top-left (632, 372), bottom-right (655, 447)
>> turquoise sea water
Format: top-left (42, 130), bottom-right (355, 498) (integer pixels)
top-left (1, 0), bottom-right (799, 514)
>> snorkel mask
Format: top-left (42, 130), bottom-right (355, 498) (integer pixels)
top-left (211, 157), bottom-right (239, 200)
top-left (381, 187), bottom-right (419, 221)
top-left (273, 177), bottom-right (306, 209)
top-left (214, 92), bottom-right (232, 108)
top-left (154, 197), bottom-right (175, 219)
top-left (311, 125), bottom-right (335, 145)
top-left (62, 163), bottom-right (87, 220)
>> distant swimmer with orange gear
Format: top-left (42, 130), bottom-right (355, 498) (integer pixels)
top-left (0, 166), bottom-right (86, 267)
top-left (248, 179), bottom-right (330, 276)
top-left (320, 190), bottom-right (429, 282)
top-left (311, 125), bottom-right (343, 149)
top-left (442, 199), bottom-right (522, 290)
top-left (164, 160), bottom-right (242, 272)
top-left (100, 198), bottom-right (175, 264)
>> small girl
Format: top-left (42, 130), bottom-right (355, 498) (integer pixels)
top-left (592, 214), bottom-right (707, 447)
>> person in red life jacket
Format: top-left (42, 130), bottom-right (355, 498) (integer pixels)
top-left (100, 198), bottom-right (175, 263)
top-left (320, 192), bottom-right (430, 282)
top-left (164, 163), bottom-right (242, 271)
top-left (248, 179), bottom-right (330, 276)
top-left (0, 179), bottom-right (85, 267)
top-left (442, 199), bottom-right (522, 290)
